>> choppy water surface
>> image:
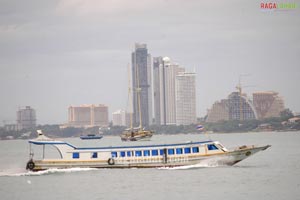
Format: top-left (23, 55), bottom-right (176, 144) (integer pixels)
top-left (0, 132), bottom-right (299, 200)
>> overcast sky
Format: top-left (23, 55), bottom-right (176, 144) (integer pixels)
top-left (0, 0), bottom-right (299, 125)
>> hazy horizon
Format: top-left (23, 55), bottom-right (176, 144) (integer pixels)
top-left (1, 0), bottom-right (299, 125)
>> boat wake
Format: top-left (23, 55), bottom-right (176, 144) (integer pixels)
top-left (158, 156), bottom-right (235, 170)
top-left (0, 167), bottom-right (98, 177)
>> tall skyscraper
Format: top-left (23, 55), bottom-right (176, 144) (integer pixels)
top-left (165, 62), bottom-right (185, 125)
top-left (153, 56), bottom-right (163, 125)
top-left (17, 106), bottom-right (36, 130)
top-left (132, 43), bottom-right (152, 127)
top-left (153, 57), bottom-right (185, 125)
top-left (175, 72), bottom-right (197, 125)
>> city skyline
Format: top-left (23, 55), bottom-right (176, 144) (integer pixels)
top-left (0, 0), bottom-right (299, 125)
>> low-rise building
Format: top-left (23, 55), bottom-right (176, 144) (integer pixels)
top-left (288, 117), bottom-right (300, 124)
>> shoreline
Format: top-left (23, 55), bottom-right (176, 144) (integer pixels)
top-left (1, 129), bottom-right (299, 141)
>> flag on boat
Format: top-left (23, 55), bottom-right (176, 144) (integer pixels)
top-left (197, 125), bottom-right (204, 131)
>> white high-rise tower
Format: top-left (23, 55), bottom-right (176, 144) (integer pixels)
top-left (175, 72), bottom-right (197, 125)
top-left (153, 57), bottom-right (184, 125)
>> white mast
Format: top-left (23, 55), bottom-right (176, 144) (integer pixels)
top-left (136, 64), bottom-right (143, 130)
top-left (128, 63), bottom-right (133, 130)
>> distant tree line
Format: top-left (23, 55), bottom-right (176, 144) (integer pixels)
top-left (0, 109), bottom-right (298, 140)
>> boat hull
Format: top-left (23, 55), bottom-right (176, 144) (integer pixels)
top-left (26, 145), bottom-right (270, 171)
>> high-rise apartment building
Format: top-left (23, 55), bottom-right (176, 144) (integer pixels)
top-left (153, 56), bottom-right (163, 125)
top-left (253, 91), bottom-right (285, 119)
top-left (16, 106), bottom-right (36, 130)
top-left (131, 43), bottom-right (152, 127)
top-left (153, 57), bottom-right (185, 125)
top-left (165, 62), bottom-right (185, 125)
top-left (175, 72), bottom-right (197, 125)
top-left (68, 104), bottom-right (108, 128)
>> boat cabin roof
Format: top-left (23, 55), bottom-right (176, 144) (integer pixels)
top-left (29, 139), bottom-right (216, 151)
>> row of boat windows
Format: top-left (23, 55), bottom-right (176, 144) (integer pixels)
top-left (72, 144), bottom-right (219, 159)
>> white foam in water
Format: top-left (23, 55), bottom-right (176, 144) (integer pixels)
top-left (0, 156), bottom-right (237, 175)
top-left (158, 162), bottom-right (216, 170)
top-left (0, 168), bottom-right (28, 177)
top-left (158, 156), bottom-right (236, 170)
top-left (0, 167), bottom-right (98, 177)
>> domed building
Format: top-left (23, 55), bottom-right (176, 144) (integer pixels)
top-left (206, 90), bottom-right (285, 123)
top-left (206, 92), bottom-right (257, 123)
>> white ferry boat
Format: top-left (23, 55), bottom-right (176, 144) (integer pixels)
top-left (26, 132), bottom-right (271, 171)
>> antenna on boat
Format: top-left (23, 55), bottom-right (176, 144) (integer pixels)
top-left (127, 63), bottom-right (133, 131)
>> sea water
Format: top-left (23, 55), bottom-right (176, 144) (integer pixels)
top-left (0, 132), bottom-right (299, 200)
